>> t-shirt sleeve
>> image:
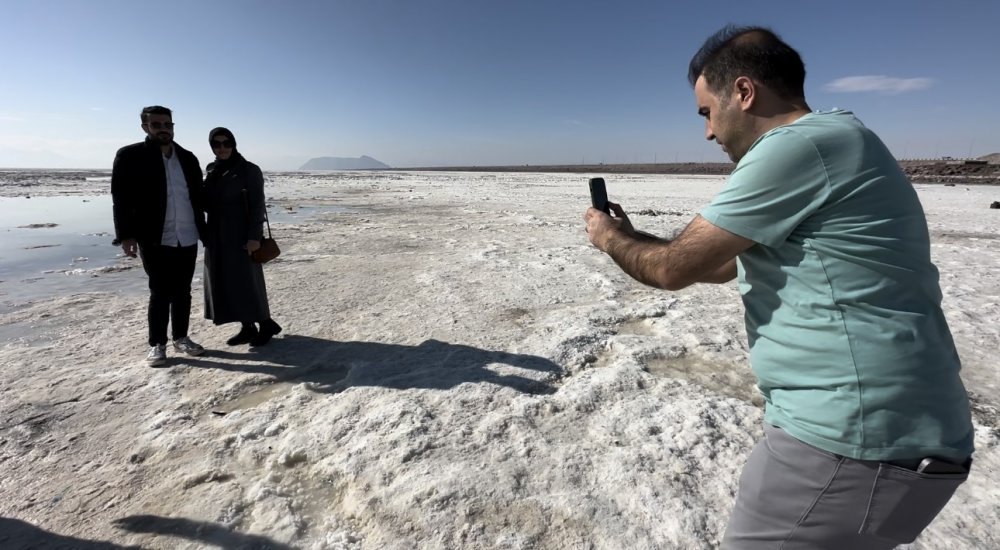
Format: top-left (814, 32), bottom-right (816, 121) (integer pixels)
top-left (701, 128), bottom-right (830, 248)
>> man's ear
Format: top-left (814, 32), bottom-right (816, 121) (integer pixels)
top-left (734, 76), bottom-right (755, 111)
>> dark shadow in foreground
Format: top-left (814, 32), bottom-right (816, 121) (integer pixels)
top-left (182, 335), bottom-right (562, 395)
top-left (0, 517), bottom-right (140, 550)
top-left (114, 514), bottom-right (295, 549)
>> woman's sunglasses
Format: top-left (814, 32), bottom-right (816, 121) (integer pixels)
top-left (211, 140), bottom-right (234, 149)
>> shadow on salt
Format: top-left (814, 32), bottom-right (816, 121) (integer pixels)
top-left (195, 336), bottom-right (562, 414)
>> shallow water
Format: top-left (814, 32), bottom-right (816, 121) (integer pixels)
top-left (0, 195), bottom-right (133, 311)
top-left (0, 193), bottom-right (339, 315)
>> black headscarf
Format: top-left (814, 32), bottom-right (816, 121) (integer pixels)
top-left (207, 127), bottom-right (244, 174)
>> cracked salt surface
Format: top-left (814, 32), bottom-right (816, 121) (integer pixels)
top-left (1, 171), bottom-right (997, 549)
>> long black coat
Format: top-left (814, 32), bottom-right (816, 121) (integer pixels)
top-left (111, 139), bottom-right (206, 246)
top-left (202, 157), bottom-right (271, 324)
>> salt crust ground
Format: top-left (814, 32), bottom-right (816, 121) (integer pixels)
top-left (1, 172), bottom-right (998, 549)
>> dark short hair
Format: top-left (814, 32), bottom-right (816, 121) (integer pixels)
top-left (141, 105), bottom-right (172, 123)
top-left (687, 25), bottom-right (806, 100)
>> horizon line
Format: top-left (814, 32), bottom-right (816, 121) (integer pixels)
top-left (3, 156), bottom-right (993, 172)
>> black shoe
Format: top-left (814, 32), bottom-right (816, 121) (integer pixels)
top-left (226, 325), bottom-right (258, 346)
top-left (249, 319), bottom-right (282, 347)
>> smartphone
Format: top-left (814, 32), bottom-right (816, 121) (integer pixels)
top-left (589, 177), bottom-right (610, 214)
top-left (915, 457), bottom-right (968, 475)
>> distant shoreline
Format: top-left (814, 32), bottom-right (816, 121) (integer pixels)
top-left (398, 161), bottom-right (1000, 185)
top-left (401, 162), bottom-right (735, 176)
top-left (3, 160), bottom-right (999, 185)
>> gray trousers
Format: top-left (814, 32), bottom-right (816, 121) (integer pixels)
top-left (722, 424), bottom-right (969, 549)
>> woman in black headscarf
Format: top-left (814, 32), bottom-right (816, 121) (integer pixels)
top-left (202, 127), bottom-right (281, 346)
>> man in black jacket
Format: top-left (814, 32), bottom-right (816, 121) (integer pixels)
top-left (112, 105), bottom-right (207, 366)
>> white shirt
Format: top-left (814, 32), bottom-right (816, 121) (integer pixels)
top-left (160, 149), bottom-right (199, 247)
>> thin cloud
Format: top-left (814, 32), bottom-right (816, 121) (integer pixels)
top-left (824, 75), bottom-right (934, 95)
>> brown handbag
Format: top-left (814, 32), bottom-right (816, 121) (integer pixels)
top-left (242, 186), bottom-right (280, 264)
top-left (253, 233), bottom-right (280, 264)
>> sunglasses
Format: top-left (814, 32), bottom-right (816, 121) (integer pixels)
top-left (147, 121), bottom-right (174, 130)
top-left (211, 139), bottom-right (234, 149)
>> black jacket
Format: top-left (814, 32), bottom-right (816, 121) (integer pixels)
top-left (111, 138), bottom-right (207, 246)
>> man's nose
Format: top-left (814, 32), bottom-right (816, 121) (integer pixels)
top-left (705, 121), bottom-right (715, 141)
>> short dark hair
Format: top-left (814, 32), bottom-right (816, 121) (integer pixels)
top-left (688, 25), bottom-right (806, 100)
top-left (141, 105), bottom-right (172, 123)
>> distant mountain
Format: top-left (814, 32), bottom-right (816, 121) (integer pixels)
top-left (979, 152), bottom-right (1000, 164)
top-left (299, 155), bottom-right (391, 170)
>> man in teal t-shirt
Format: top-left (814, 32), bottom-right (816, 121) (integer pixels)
top-left (584, 25), bottom-right (973, 549)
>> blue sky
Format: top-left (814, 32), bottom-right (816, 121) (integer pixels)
top-left (2, 0), bottom-right (997, 170)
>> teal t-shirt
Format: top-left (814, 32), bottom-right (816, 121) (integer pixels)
top-left (701, 109), bottom-right (973, 461)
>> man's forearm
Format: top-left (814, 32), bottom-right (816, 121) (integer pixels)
top-left (588, 213), bottom-right (748, 290)
top-left (634, 230), bottom-right (666, 243)
top-left (603, 230), bottom-right (737, 288)
top-left (603, 230), bottom-right (672, 289)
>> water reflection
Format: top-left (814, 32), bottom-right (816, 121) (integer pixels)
top-left (0, 194), bottom-right (343, 313)
top-left (0, 195), bottom-right (135, 309)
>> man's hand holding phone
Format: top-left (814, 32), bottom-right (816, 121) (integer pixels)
top-left (585, 178), bottom-right (637, 251)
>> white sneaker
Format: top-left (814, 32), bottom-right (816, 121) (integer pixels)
top-left (146, 344), bottom-right (167, 367)
top-left (172, 336), bottom-right (205, 356)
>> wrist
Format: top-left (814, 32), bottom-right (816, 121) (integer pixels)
top-left (598, 226), bottom-right (628, 253)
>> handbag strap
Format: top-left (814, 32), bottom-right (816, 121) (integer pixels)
top-left (240, 177), bottom-right (272, 240)
top-left (263, 206), bottom-right (273, 239)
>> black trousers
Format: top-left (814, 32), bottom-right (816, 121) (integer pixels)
top-left (138, 243), bottom-right (198, 346)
